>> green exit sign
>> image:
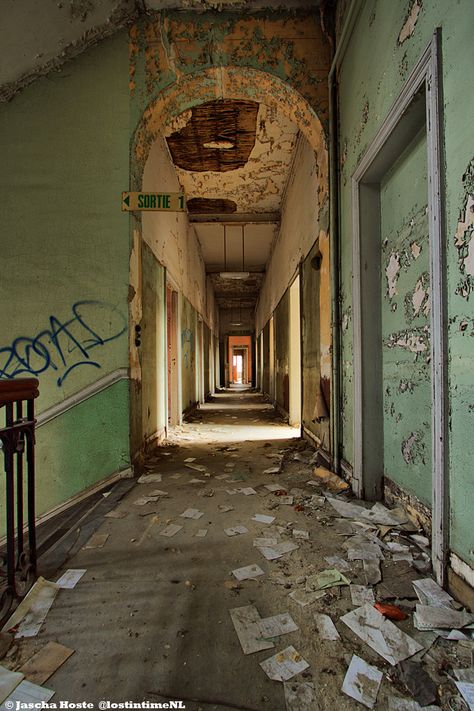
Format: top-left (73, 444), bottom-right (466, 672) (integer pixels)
top-left (122, 192), bottom-right (185, 212)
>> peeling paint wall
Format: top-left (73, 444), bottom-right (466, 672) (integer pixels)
top-left (180, 295), bottom-right (197, 412)
top-left (338, 0), bottom-right (474, 575)
top-left (380, 128), bottom-right (431, 505)
top-left (0, 34), bottom-right (131, 524)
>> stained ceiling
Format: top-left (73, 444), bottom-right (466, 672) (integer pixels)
top-left (164, 101), bottom-right (300, 314)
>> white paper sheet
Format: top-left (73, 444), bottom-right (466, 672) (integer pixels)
top-left (257, 541), bottom-right (299, 561)
top-left (232, 564), bottom-right (265, 581)
top-left (180, 508), bottom-right (204, 519)
top-left (342, 655), bottom-right (382, 709)
top-left (252, 514), bottom-right (275, 524)
top-left (229, 605), bottom-right (274, 655)
top-left (260, 646), bottom-right (309, 682)
top-left (258, 613), bottom-right (298, 638)
top-left (55, 569), bottom-right (86, 589)
top-left (225, 525), bottom-right (249, 537)
top-left (159, 524), bottom-right (182, 537)
top-left (314, 613), bottom-right (340, 641)
top-left (138, 473), bottom-right (162, 484)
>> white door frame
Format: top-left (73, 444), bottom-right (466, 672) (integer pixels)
top-left (352, 31), bottom-right (447, 585)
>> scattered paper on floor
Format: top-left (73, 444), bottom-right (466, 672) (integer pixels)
top-left (288, 589), bottom-right (326, 607)
top-left (1, 679), bottom-right (55, 708)
top-left (350, 585), bottom-right (375, 606)
top-left (3, 577), bottom-right (59, 639)
top-left (55, 569), bottom-right (86, 589)
top-left (180, 508), bottom-right (204, 520)
top-left (388, 697), bottom-right (442, 711)
top-left (265, 484), bottom-right (285, 492)
top-left (134, 496), bottom-right (159, 506)
top-left (260, 646), bottom-right (309, 682)
top-left (257, 541), bottom-right (299, 561)
top-left (342, 655), bottom-right (382, 709)
top-left (324, 556), bottom-right (351, 571)
top-left (258, 613), bottom-right (298, 638)
top-left (455, 682), bottom-right (474, 711)
top-left (306, 569), bottom-right (350, 591)
top-left (218, 505), bottom-right (233, 513)
top-left (225, 526), bottom-right (249, 537)
top-left (341, 603), bottom-right (423, 665)
top-left (252, 514), bottom-right (275, 524)
top-left (159, 524), bottom-right (182, 537)
top-left (314, 613), bottom-right (340, 641)
top-left (284, 681), bottom-right (316, 711)
top-left (19, 641), bottom-right (74, 684)
top-left (104, 510), bottom-right (128, 519)
top-left (0, 666), bottom-right (24, 704)
top-left (195, 529), bottom-right (208, 538)
top-left (240, 487), bottom-right (257, 496)
top-left (232, 564), bottom-right (265, 581)
top-left (229, 605), bottom-right (274, 655)
top-left (413, 604), bottom-right (473, 630)
top-left (412, 578), bottom-right (454, 608)
top-left (293, 530), bottom-right (309, 540)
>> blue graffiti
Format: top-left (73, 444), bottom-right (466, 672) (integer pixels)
top-left (0, 300), bottom-right (127, 387)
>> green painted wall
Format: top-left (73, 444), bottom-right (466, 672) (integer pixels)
top-left (141, 242), bottom-right (166, 443)
top-left (380, 129), bottom-right (431, 504)
top-left (0, 33), bottom-right (131, 521)
top-left (203, 323), bottom-right (211, 397)
top-left (338, 0), bottom-right (474, 565)
top-left (180, 296), bottom-right (196, 412)
top-left (274, 289), bottom-right (290, 413)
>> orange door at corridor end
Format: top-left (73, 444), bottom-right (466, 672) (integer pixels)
top-left (228, 335), bottom-right (252, 384)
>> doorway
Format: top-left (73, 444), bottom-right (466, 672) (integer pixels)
top-left (166, 285), bottom-right (179, 427)
top-left (289, 275), bottom-right (302, 427)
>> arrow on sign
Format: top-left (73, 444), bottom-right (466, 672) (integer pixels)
top-left (123, 194), bottom-right (130, 207)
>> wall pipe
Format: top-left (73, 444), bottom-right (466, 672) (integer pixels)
top-left (328, 0), bottom-right (363, 473)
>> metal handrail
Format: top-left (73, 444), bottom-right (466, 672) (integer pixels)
top-left (0, 378), bottom-right (39, 621)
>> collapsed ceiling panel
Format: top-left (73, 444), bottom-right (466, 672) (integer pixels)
top-left (195, 223), bottom-right (277, 272)
top-left (210, 272), bottom-right (265, 310)
top-left (170, 103), bottom-right (299, 214)
top-left (187, 198), bottom-right (237, 214)
top-left (166, 100), bottom-right (259, 172)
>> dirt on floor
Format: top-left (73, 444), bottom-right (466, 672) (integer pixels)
top-left (1, 390), bottom-right (472, 711)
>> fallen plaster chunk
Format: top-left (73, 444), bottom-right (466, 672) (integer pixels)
top-left (329, 499), bottom-right (408, 526)
top-left (3, 578), bottom-right (59, 639)
top-left (410, 534), bottom-right (429, 548)
top-left (341, 603), bottom-right (423, 665)
top-left (159, 524), bottom-right (182, 537)
top-left (260, 646), bottom-right (309, 682)
top-left (347, 541), bottom-right (384, 561)
top-left (229, 605), bottom-right (274, 655)
top-left (306, 569), bottom-right (350, 591)
top-left (0, 665), bottom-right (24, 704)
top-left (350, 585), bottom-right (375, 606)
top-left (149, 489), bottom-right (168, 497)
top-left (55, 569), bottom-right (86, 589)
top-left (325, 556), bottom-right (351, 572)
top-left (183, 457), bottom-right (196, 463)
top-left (413, 605), bottom-right (474, 630)
top-left (455, 682), bottom-right (474, 710)
top-left (189, 478), bottom-right (206, 484)
top-left (83, 533), bottom-right (109, 549)
top-left (393, 552), bottom-right (413, 563)
top-left (240, 487), bottom-right (257, 496)
top-left (293, 530), bottom-right (309, 540)
top-left (447, 629), bottom-right (469, 640)
top-left (195, 529), bottom-right (208, 538)
top-left (386, 542), bottom-right (410, 553)
top-left (258, 613), bottom-right (298, 639)
top-left (138, 473), bottom-right (162, 484)
top-left (104, 510), bottom-right (128, 519)
top-left (289, 589), bottom-right (326, 607)
top-left (363, 559), bottom-right (382, 585)
top-left (225, 525), bottom-right (249, 537)
top-left (454, 669), bottom-right (474, 683)
top-left (170, 473), bottom-right (181, 479)
top-left (283, 681), bottom-right (316, 710)
top-left (257, 541), bottom-right (299, 561)
top-left (1, 679), bottom-right (54, 707)
top-left (180, 508), bottom-right (204, 520)
top-left (265, 483), bottom-right (285, 492)
top-left (232, 564), bottom-right (265, 581)
top-left (314, 613), bottom-right (340, 641)
top-left (310, 495), bottom-right (325, 506)
top-left (342, 655), bottom-right (382, 709)
top-left (412, 578), bottom-right (455, 608)
top-left (215, 474), bottom-right (230, 480)
top-left (226, 489), bottom-right (239, 495)
top-left (19, 641), bottom-right (74, 684)
top-left (252, 514), bottom-right (275, 524)
top-left (263, 467), bottom-right (281, 475)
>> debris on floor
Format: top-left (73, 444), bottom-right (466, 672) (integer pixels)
top-left (19, 642), bottom-right (74, 684)
top-left (260, 646), bottom-right (309, 682)
top-left (342, 654), bottom-right (383, 708)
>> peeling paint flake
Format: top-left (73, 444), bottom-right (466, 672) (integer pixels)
top-left (386, 252), bottom-right (401, 299)
top-left (398, 0), bottom-right (422, 45)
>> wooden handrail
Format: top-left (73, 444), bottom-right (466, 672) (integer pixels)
top-left (0, 379), bottom-right (39, 406)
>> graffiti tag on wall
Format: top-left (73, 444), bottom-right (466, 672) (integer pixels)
top-left (0, 301), bottom-right (127, 387)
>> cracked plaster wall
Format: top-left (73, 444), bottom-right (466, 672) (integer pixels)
top-left (338, 0), bottom-right (474, 571)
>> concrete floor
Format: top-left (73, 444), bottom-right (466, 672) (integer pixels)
top-left (4, 390), bottom-right (469, 710)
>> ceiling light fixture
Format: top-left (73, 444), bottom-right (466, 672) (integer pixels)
top-left (220, 224), bottom-right (249, 280)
